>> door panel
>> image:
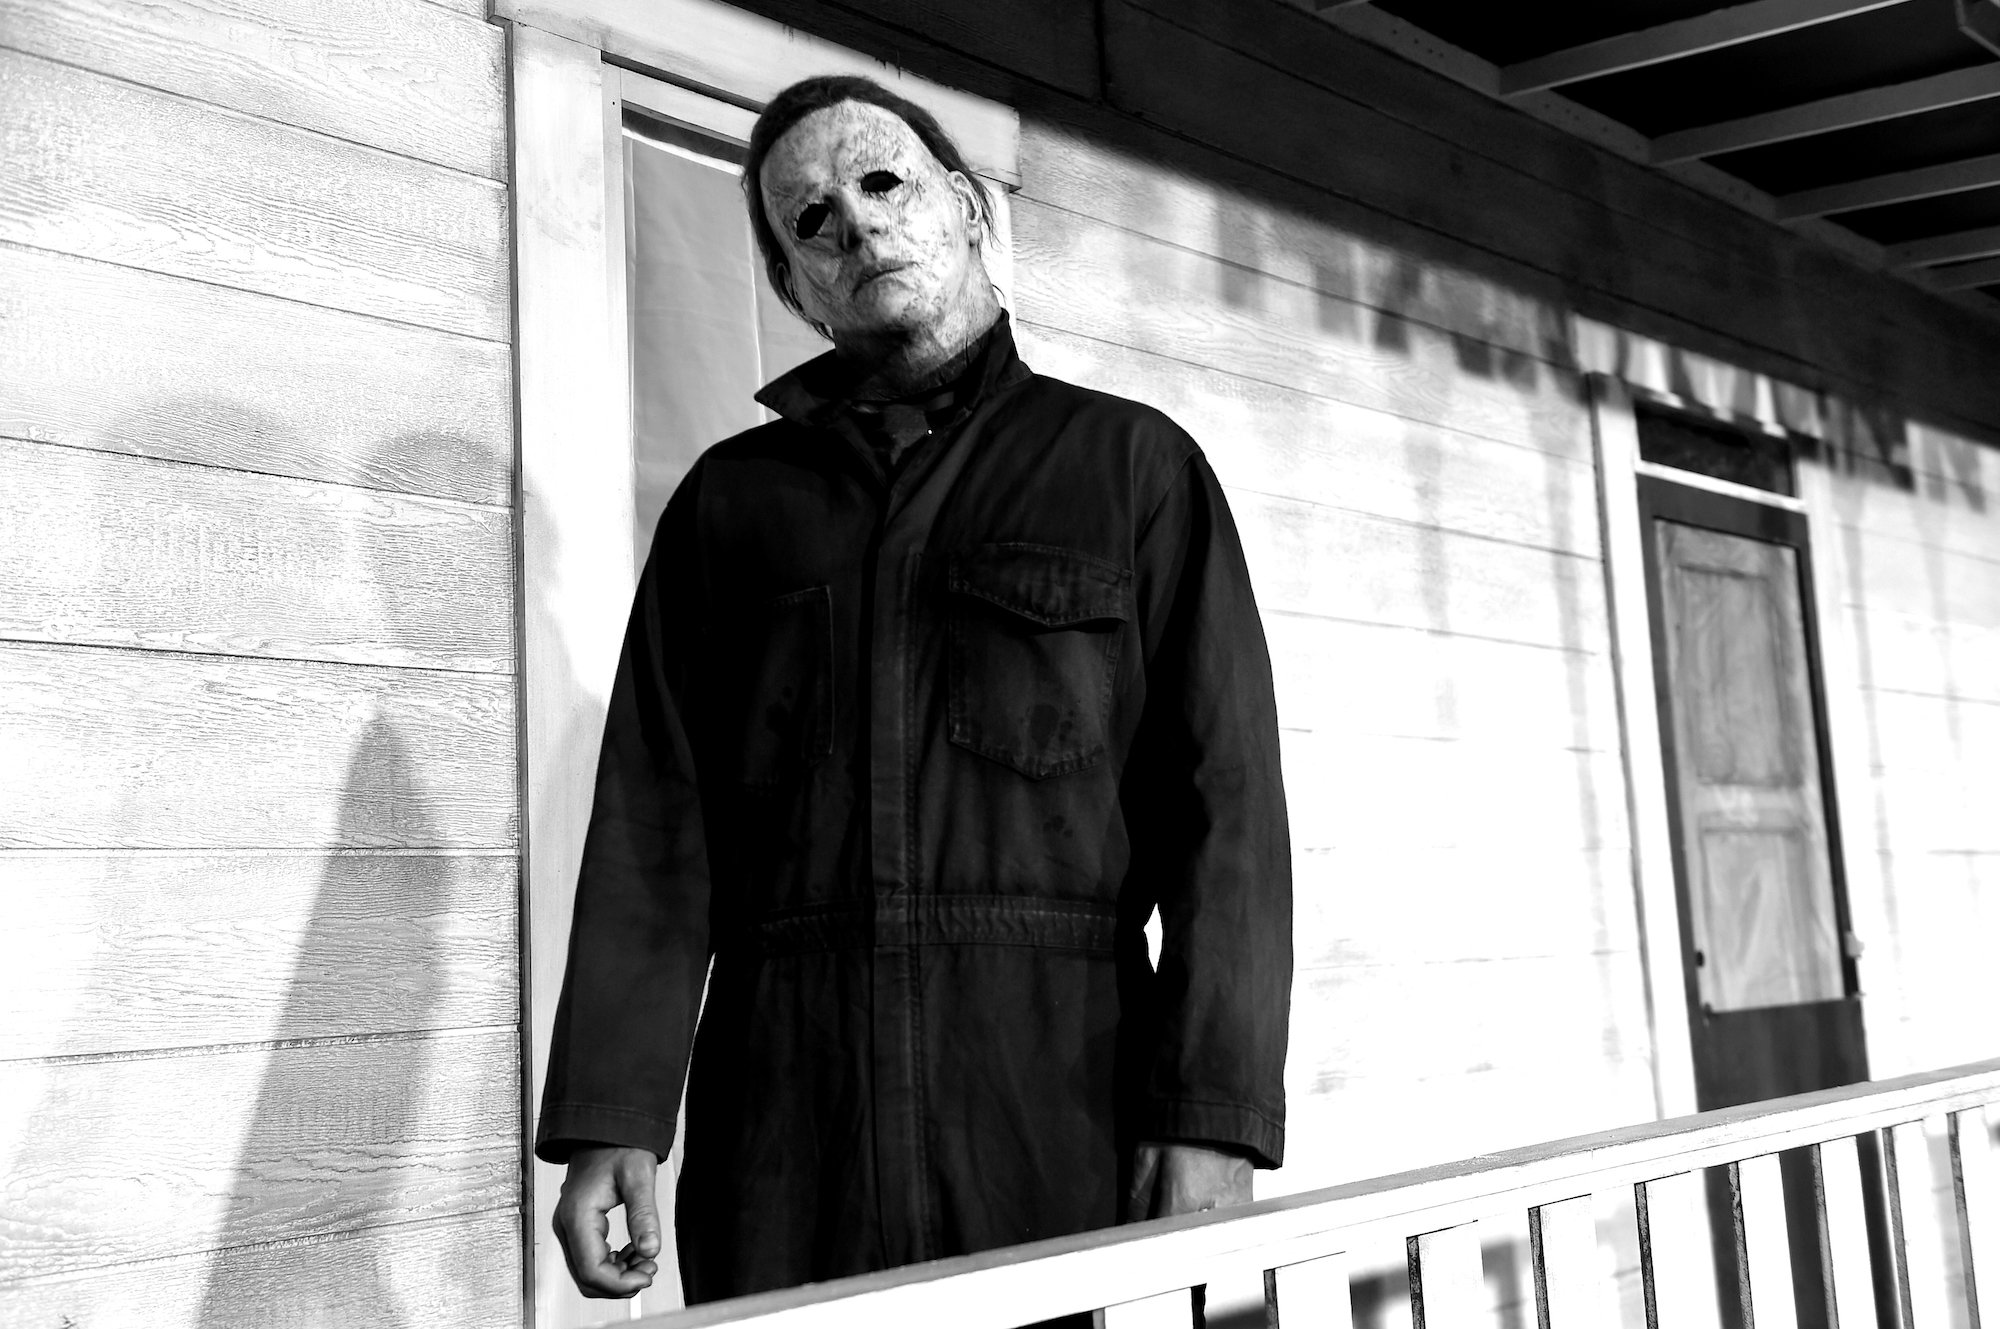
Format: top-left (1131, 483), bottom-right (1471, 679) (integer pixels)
top-left (1655, 521), bottom-right (1845, 1014)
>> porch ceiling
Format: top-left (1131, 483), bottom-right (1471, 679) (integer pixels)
top-left (1313, 0), bottom-right (2000, 311)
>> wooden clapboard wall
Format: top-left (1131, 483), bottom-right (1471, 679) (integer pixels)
top-left (1814, 427), bottom-right (2000, 1080)
top-left (0, 0), bottom-right (522, 1323)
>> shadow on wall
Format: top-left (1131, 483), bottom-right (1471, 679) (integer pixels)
top-left (0, 405), bottom-right (514, 1324)
top-left (182, 421), bottom-right (516, 1325)
top-left (192, 725), bottom-right (441, 1325)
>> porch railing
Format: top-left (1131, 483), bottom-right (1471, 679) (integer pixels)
top-left (630, 1057), bottom-right (2000, 1328)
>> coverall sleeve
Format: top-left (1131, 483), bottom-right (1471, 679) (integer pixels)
top-left (1125, 449), bottom-right (1293, 1169)
top-left (534, 468), bottom-right (713, 1165)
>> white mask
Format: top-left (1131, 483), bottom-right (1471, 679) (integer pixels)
top-left (759, 100), bottom-right (987, 345)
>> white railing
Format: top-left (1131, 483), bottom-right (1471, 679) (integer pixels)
top-left (630, 1058), bottom-right (2000, 1328)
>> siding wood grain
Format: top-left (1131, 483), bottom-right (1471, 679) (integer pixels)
top-left (0, 642), bottom-right (517, 850)
top-left (0, 243), bottom-right (513, 503)
top-left (1231, 490), bottom-right (1608, 651)
top-left (0, 48), bottom-right (509, 339)
top-left (773, 0), bottom-right (1098, 99)
top-left (0, 851), bottom-right (517, 1060)
top-left (1834, 496), bottom-right (2000, 567)
top-left (0, 0), bottom-right (507, 179)
top-left (0, 1208), bottom-right (522, 1329)
top-left (1012, 203), bottom-right (1592, 458)
top-left (1271, 1058), bottom-right (1659, 1195)
top-left (1293, 844), bottom-right (1637, 967)
top-left (1867, 692), bottom-right (2000, 852)
top-left (1844, 610), bottom-right (2000, 705)
top-left (0, 1028), bottom-right (517, 1281)
top-left (0, 440), bottom-right (513, 671)
top-left (1016, 323), bottom-right (1601, 552)
top-left (1282, 734), bottom-right (1632, 852)
top-left (1019, 121), bottom-right (1573, 369)
top-left (1838, 532), bottom-right (2000, 632)
top-left (1264, 613), bottom-right (1619, 749)
top-left (1289, 950), bottom-right (1651, 1095)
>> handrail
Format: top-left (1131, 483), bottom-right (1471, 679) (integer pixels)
top-left (627, 1056), bottom-right (2000, 1328)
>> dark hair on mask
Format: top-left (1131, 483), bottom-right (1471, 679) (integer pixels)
top-left (744, 74), bottom-right (994, 338)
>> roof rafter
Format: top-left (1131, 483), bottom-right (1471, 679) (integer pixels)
top-left (1889, 222), bottom-right (2000, 266)
top-left (1775, 150), bottom-right (2000, 217)
top-left (1500, 0), bottom-right (1909, 97)
top-left (1927, 255), bottom-right (2000, 288)
top-left (1652, 62), bottom-right (2000, 162)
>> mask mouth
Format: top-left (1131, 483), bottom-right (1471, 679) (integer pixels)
top-left (852, 260), bottom-right (910, 292)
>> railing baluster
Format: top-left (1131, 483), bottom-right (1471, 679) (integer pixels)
top-left (1094, 1287), bottom-right (1197, 1329)
top-left (1269, 1251), bottom-right (1352, 1329)
top-left (1732, 1154), bottom-right (1799, 1329)
top-left (1638, 1170), bottom-right (1711, 1328)
top-left (1409, 1223), bottom-right (1485, 1328)
top-left (1888, 1117), bottom-right (1956, 1329)
top-left (1529, 1194), bottom-right (1604, 1327)
top-left (1814, 1135), bottom-right (1876, 1329)
top-left (1952, 1107), bottom-right (1999, 1328)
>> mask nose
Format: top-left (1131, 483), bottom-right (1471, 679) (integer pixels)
top-left (830, 187), bottom-right (893, 252)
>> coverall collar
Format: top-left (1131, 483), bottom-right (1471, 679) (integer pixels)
top-left (753, 310), bottom-right (1030, 430)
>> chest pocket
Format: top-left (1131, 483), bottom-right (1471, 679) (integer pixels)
top-left (711, 585), bottom-right (833, 790)
top-left (947, 545), bottom-right (1132, 779)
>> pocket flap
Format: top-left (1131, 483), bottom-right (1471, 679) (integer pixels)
top-left (948, 544), bottom-right (1132, 627)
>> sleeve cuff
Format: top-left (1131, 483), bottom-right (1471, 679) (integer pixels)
top-left (534, 1102), bottom-right (679, 1166)
top-left (1135, 1098), bottom-right (1285, 1170)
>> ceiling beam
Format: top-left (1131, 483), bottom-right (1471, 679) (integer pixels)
top-left (1499, 0), bottom-right (1908, 97)
top-left (1963, 0), bottom-right (2000, 56)
top-left (1775, 151), bottom-right (2000, 218)
top-left (1926, 255), bottom-right (2000, 288)
top-left (1651, 62), bottom-right (2000, 162)
top-left (1888, 222), bottom-right (2000, 266)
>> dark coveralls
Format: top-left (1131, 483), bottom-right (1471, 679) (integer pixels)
top-left (536, 316), bottom-right (1293, 1302)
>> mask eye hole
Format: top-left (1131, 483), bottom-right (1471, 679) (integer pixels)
top-left (859, 170), bottom-right (903, 194)
top-left (794, 201), bottom-right (831, 240)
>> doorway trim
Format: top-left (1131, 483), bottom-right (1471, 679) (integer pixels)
top-left (1592, 368), bottom-right (1887, 1126)
top-left (1591, 374), bottom-right (1702, 1120)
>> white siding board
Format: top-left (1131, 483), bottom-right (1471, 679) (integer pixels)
top-left (0, 851), bottom-right (518, 1060)
top-left (0, 49), bottom-right (509, 339)
top-left (1012, 199), bottom-right (1592, 458)
top-left (0, 242), bottom-right (513, 504)
top-left (1016, 322), bottom-right (1601, 555)
top-left (0, 440), bottom-right (514, 671)
top-left (0, 1028), bottom-right (517, 1281)
top-left (0, 0), bottom-right (508, 179)
top-left (0, 643), bottom-right (517, 850)
top-left (0, 1208), bottom-right (522, 1329)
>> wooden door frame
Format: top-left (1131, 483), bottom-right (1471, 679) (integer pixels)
top-left (1591, 373), bottom-right (1878, 1124)
top-left (1635, 473), bottom-right (1863, 1048)
top-left (1592, 375), bottom-right (1705, 1120)
top-left (502, 5), bottom-right (1019, 1318)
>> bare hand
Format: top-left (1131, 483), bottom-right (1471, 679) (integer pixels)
top-left (553, 1145), bottom-right (662, 1298)
top-left (1125, 1142), bottom-right (1254, 1222)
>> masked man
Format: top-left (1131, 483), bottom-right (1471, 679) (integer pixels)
top-left (537, 74), bottom-right (1293, 1304)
